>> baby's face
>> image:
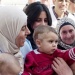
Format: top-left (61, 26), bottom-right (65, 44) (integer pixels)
top-left (37, 32), bottom-right (58, 54)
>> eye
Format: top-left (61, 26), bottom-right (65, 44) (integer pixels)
top-left (21, 25), bottom-right (27, 31)
top-left (48, 40), bottom-right (53, 43)
top-left (69, 30), bottom-right (73, 33)
top-left (55, 40), bottom-right (58, 44)
top-left (44, 18), bottom-right (48, 22)
top-left (35, 18), bottom-right (41, 22)
top-left (62, 31), bottom-right (67, 34)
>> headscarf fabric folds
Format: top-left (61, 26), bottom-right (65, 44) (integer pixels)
top-left (0, 6), bottom-right (27, 73)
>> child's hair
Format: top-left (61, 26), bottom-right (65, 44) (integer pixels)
top-left (33, 25), bottom-right (57, 41)
top-left (0, 53), bottom-right (21, 75)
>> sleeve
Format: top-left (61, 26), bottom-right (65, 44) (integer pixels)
top-left (22, 52), bottom-right (37, 75)
top-left (62, 48), bottom-right (75, 65)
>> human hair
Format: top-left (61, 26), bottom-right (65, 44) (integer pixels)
top-left (23, 2), bottom-right (52, 34)
top-left (33, 25), bottom-right (57, 42)
top-left (0, 53), bottom-right (21, 75)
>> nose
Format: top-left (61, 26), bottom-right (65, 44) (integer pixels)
top-left (26, 26), bottom-right (31, 35)
top-left (66, 32), bottom-right (71, 38)
top-left (52, 42), bottom-right (57, 47)
top-left (41, 20), bottom-right (46, 25)
top-left (62, 0), bottom-right (66, 5)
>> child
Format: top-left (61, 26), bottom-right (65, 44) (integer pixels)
top-left (23, 25), bottom-right (75, 75)
top-left (0, 53), bottom-right (21, 75)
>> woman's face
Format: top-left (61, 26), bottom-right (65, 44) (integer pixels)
top-left (15, 25), bottom-right (30, 48)
top-left (59, 25), bottom-right (75, 44)
top-left (32, 11), bottom-right (48, 29)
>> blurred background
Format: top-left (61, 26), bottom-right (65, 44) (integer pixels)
top-left (0, 0), bottom-right (53, 9)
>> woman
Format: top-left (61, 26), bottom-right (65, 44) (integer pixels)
top-left (20, 2), bottom-right (52, 59)
top-left (56, 17), bottom-right (75, 74)
top-left (24, 2), bottom-right (52, 49)
top-left (0, 6), bottom-right (30, 74)
top-left (57, 17), bottom-right (75, 50)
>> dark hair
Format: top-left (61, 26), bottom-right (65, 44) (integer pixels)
top-left (23, 2), bottom-right (52, 49)
top-left (23, 2), bottom-right (52, 34)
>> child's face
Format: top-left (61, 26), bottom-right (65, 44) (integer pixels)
top-left (37, 32), bottom-right (58, 54)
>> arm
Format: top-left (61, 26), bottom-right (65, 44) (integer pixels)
top-left (52, 57), bottom-right (73, 75)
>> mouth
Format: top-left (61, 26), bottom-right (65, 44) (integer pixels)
top-left (52, 49), bottom-right (56, 52)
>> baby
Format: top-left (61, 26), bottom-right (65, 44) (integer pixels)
top-left (23, 25), bottom-right (75, 75)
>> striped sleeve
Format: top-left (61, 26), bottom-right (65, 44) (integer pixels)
top-left (69, 48), bottom-right (75, 60)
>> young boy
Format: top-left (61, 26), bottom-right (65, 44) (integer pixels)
top-left (0, 53), bottom-right (21, 75)
top-left (23, 25), bottom-right (75, 75)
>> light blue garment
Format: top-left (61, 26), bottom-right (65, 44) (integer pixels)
top-left (20, 39), bottom-right (33, 60)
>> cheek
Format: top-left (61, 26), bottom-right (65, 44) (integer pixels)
top-left (15, 32), bottom-right (25, 47)
top-left (33, 22), bottom-right (42, 29)
top-left (60, 33), bottom-right (66, 41)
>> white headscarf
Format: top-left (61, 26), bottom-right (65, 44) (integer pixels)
top-left (0, 6), bottom-right (27, 73)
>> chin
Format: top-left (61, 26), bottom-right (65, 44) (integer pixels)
top-left (20, 44), bottom-right (24, 47)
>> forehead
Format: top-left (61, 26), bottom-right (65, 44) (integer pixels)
top-left (38, 11), bottom-right (47, 18)
top-left (60, 25), bottom-right (75, 31)
top-left (39, 32), bottom-right (58, 40)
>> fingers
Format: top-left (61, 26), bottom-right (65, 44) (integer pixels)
top-left (52, 57), bottom-right (73, 75)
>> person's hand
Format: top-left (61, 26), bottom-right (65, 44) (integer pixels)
top-left (52, 57), bottom-right (73, 75)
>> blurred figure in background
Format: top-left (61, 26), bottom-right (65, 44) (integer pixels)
top-left (68, 0), bottom-right (75, 16)
top-left (50, 0), bottom-right (70, 28)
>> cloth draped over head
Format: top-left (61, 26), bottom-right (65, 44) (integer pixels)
top-left (56, 17), bottom-right (75, 49)
top-left (0, 6), bottom-right (27, 73)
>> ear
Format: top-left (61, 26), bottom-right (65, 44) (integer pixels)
top-left (35, 39), bottom-right (41, 48)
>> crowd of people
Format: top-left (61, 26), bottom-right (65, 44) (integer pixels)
top-left (0, 0), bottom-right (75, 75)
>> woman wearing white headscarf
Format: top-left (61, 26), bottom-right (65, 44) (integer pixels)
top-left (0, 6), bottom-right (30, 74)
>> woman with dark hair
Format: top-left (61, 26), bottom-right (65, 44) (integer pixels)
top-left (24, 2), bottom-right (52, 50)
top-left (21, 2), bottom-right (52, 59)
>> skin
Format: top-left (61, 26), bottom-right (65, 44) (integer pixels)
top-left (59, 25), bottom-right (75, 44)
top-left (15, 25), bottom-right (30, 48)
top-left (0, 53), bottom-right (21, 75)
top-left (68, 1), bottom-right (75, 14)
top-left (52, 57), bottom-right (73, 75)
top-left (36, 30), bottom-right (74, 75)
top-left (36, 32), bottom-right (58, 54)
top-left (28, 0), bottom-right (35, 4)
top-left (32, 11), bottom-right (48, 29)
top-left (53, 0), bottom-right (69, 18)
